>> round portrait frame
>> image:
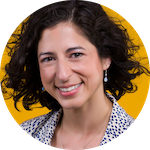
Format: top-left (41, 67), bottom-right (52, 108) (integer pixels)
top-left (0, 2), bottom-right (150, 149)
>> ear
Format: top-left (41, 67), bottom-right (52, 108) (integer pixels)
top-left (102, 57), bottom-right (111, 70)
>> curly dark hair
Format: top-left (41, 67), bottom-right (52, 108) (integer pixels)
top-left (1, 0), bottom-right (150, 111)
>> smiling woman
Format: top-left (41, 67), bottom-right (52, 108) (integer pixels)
top-left (1, 0), bottom-right (150, 149)
top-left (37, 23), bottom-right (111, 110)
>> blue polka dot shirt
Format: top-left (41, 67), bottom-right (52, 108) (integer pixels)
top-left (20, 93), bottom-right (134, 146)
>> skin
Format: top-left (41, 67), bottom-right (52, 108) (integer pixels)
top-left (38, 22), bottom-right (112, 149)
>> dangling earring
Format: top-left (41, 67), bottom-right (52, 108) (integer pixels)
top-left (104, 70), bottom-right (108, 82)
top-left (42, 87), bottom-right (45, 91)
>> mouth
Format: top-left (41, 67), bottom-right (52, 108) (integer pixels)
top-left (58, 82), bottom-right (82, 92)
top-left (56, 82), bottom-right (83, 97)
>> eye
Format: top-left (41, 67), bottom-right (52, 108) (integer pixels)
top-left (41, 57), bottom-right (55, 62)
top-left (70, 53), bottom-right (83, 58)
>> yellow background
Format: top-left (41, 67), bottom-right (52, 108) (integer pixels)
top-left (0, 5), bottom-right (149, 125)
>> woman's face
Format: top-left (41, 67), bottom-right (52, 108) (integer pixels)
top-left (38, 22), bottom-right (110, 109)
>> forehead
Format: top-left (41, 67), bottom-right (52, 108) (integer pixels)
top-left (38, 22), bottom-right (91, 52)
top-left (40, 22), bottom-right (85, 39)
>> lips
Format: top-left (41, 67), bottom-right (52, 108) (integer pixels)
top-left (57, 82), bottom-right (82, 97)
top-left (57, 84), bottom-right (81, 88)
top-left (58, 83), bottom-right (82, 92)
top-left (56, 82), bottom-right (82, 88)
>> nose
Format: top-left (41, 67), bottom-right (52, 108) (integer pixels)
top-left (56, 59), bottom-right (72, 82)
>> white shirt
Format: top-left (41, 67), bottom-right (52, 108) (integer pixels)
top-left (20, 93), bottom-right (134, 146)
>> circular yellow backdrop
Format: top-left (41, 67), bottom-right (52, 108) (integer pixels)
top-left (0, 5), bottom-right (149, 125)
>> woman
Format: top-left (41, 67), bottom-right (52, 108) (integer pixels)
top-left (1, 0), bottom-right (150, 149)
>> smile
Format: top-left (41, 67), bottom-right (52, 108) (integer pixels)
top-left (58, 82), bottom-right (83, 97)
top-left (58, 83), bottom-right (82, 92)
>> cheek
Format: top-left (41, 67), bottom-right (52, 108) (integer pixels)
top-left (75, 60), bottom-right (103, 90)
top-left (86, 58), bottom-right (104, 86)
top-left (39, 66), bottom-right (55, 85)
top-left (82, 56), bottom-right (103, 77)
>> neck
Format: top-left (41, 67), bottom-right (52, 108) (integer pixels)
top-left (62, 92), bottom-right (112, 134)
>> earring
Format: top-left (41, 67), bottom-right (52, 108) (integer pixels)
top-left (42, 87), bottom-right (45, 91)
top-left (104, 70), bottom-right (108, 82)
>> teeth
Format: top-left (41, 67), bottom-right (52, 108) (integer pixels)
top-left (59, 83), bottom-right (81, 92)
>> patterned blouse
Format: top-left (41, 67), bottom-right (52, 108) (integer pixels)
top-left (20, 93), bottom-right (134, 147)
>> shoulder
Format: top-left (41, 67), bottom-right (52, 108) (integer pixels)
top-left (106, 92), bottom-right (134, 125)
top-left (107, 92), bottom-right (135, 128)
top-left (111, 99), bottom-right (135, 127)
top-left (20, 109), bottom-right (62, 145)
top-left (101, 93), bottom-right (135, 145)
top-left (20, 111), bottom-right (54, 135)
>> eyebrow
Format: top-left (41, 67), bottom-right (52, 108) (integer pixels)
top-left (38, 46), bottom-right (85, 58)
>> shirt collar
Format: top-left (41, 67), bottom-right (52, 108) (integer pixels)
top-left (34, 92), bottom-right (133, 146)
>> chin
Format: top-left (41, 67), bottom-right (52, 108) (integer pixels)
top-left (59, 99), bottom-right (86, 110)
